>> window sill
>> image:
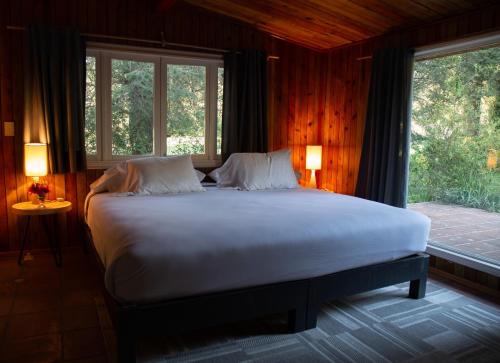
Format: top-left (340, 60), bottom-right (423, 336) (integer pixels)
top-left (427, 243), bottom-right (500, 278)
top-left (86, 157), bottom-right (221, 170)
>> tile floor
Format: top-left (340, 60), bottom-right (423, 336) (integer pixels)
top-left (409, 202), bottom-right (500, 265)
top-left (0, 249), bottom-right (109, 362)
top-left (0, 248), bottom-right (498, 363)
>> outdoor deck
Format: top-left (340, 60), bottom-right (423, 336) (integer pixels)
top-left (409, 202), bottom-right (500, 266)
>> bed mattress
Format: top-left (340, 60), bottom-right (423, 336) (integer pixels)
top-left (86, 187), bottom-right (430, 303)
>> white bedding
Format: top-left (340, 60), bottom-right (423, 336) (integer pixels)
top-left (86, 188), bottom-right (430, 303)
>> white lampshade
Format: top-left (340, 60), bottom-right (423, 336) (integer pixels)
top-left (306, 145), bottom-right (322, 170)
top-left (24, 143), bottom-right (48, 177)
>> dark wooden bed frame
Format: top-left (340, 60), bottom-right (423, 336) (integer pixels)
top-left (85, 226), bottom-right (428, 363)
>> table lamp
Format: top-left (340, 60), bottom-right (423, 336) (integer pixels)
top-left (306, 145), bottom-right (322, 188)
top-left (25, 143), bottom-right (48, 182)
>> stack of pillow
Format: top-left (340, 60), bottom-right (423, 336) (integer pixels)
top-left (90, 149), bottom-right (298, 195)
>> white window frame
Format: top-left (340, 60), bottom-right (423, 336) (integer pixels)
top-left (85, 43), bottom-right (223, 169)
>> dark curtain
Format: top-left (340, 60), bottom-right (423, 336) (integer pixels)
top-left (355, 48), bottom-right (414, 208)
top-left (221, 50), bottom-right (268, 161)
top-left (24, 25), bottom-right (86, 174)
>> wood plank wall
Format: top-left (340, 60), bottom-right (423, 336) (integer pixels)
top-left (0, 0), bottom-right (295, 251)
top-left (307, 3), bottom-right (500, 195)
top-left (1, 0), bottom-right (499, 252)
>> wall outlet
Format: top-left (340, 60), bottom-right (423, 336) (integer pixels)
top-left (4, 122), bottom-right (14, 137)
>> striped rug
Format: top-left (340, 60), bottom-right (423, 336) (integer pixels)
top-left (101, 279), bottom-right (500, 362)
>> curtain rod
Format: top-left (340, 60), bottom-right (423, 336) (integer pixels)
top-left (357, 55), bottom-right (372, 61)
top-left (6, 25), bottom-right (280, 60)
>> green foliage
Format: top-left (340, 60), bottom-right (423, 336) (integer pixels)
top-left (85, 57), bottom-right (97, 154)
top-left (409, 47), bottom-right (500, 212)
top-left (85, 57), bottom-right (224, 157)
top-left (167, 64), bottom-right (205, 155)
top-left (111, 59), bottom-right (154, 155)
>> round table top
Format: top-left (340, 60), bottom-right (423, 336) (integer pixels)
top-left (12, 201), bottom-right (72, 216)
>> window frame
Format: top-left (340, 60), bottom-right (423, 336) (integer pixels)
top-left (410, 33), bottom-right (500, 277)
top-left (85, 43), bottom-right (223, 169)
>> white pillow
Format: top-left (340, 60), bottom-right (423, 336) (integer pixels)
top-left (122, 156), bottom-right (205, 195)
top-left (90, 162), bottom-right (127, 193)
top-left (209, 149), bottom-right (298, 190)
top-left (195, 169), bottom-right (206, 182)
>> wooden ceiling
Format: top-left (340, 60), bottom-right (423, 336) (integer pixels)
top-left (177, 0), bottom-right (495, 50)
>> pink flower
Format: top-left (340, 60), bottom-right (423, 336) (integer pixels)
top-left (28, 182), bottom-right (49, 196)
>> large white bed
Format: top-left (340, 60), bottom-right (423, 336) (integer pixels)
top-left (86, 186), bottom-right (430, 304)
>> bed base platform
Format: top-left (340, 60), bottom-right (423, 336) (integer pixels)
top-left (85, 229), bottom-right (428, 363)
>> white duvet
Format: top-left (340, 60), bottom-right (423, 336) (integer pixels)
top-left (86, 187), bottom-right (430, 303)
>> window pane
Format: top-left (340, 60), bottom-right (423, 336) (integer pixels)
top-left (166, 64), bottom-right (206, 155)
top-left (111, 59), bottom-right (154, 155)
top-left (409, 46), bottom-right (500, 267)
top-left (85, 56), bottom-right (97, 155)
top-left (217, 67), bottom-right (224, 155)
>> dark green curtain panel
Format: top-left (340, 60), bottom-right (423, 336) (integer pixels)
top-left (222, 50), bottom-right (268, 161)
top-left (24, 25), bottom-right (86, 174)
top-left (355, 48), bottom-right (414, 208)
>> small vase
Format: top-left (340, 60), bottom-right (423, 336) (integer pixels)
top-left (37, 193), bottom-right (47, 208)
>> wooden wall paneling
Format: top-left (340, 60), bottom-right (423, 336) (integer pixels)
top-left (348, 45), bottom-right (361, 195)
top-left (298, 48), bottom-right (309, 182)
top-left (1, 5), bottom-right (18, 251)
top-left (315, 54), bottom-right (326, 188)
top-left (0, 0), bottom-right (283, 251)
top-left (1, 1), bottom-right (499, 251)
top-left (348, 46), bottom-right (359, 195)
top-left (329, 50), bottom-right (338, 192)
top-left (338, 50), bottom-right (347, 192)
top-left (278, 43), bottom-right (289, 153)
top-left (305, 51), bottom-right (314, 184)
top-left (64, 173), bottom-right (78, 246)
top-left (46, 174), bottom-right (56, 201)
top-left (343, 47), bottom-right (352, 194)
top-left (77, 0), bottom-right (88, 33)
top-left (293, 46), bottom-right (304, 182)
top-left (117, 0), bottom-right (128, 37)
top-left (320, 51), bottom-right (331, 191)
top-left (287, 45), bottom-right (296, 178)
top-left (267, 39), bottom-right (277, 152)
top-left (54, 174), bottom-right (66, 199)
top-left (333, 51), bottom-right (342, 193)
top-left (324, 51), bottom-right (334, 192)
top-left (0, 5), bottom-right (9, 249)
top-left (11, 0), bottom-right (27, 251)
top-left (76, 171), bottom-right (87, 239)
top-left (183, 0), bottom-right (494, 50)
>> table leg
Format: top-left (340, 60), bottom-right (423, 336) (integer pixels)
top-left (17, 216), bottom-right (31, 266)
top-left (41, 215), bottom-right (62, 267)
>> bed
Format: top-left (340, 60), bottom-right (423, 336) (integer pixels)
top-left (85, 186), bottom-right (430, 362)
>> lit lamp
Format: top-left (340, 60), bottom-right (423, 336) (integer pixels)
top-left (306, 145), bottom-right (322, 188)
top-left (25, 143), bottom-right (48, 181)
top-left (25, 143), bottom-right (49, 207)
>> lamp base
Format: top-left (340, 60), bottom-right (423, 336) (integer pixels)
top-left (307, 170), bottom-right (317, 189)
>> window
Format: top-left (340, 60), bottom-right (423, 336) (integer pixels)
top-left (85, 56), bottom-right (97, 155)
top-left (408, 35), bottom-right (500, 275)
top-left (166, 64), bottom-right (206, 155)
top-left (85, 45), bottom-right (223, 168)
top-left (111, 58), bottom-right (155, 156)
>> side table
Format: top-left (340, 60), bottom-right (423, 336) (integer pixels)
top-left (12, 201), bottom-right (72, 267)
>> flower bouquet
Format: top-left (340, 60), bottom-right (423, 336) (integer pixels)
top-left (28, 182), bottom-right (49, 207)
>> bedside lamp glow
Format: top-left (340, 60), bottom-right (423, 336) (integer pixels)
top-left (306, 145), bottom-right (322, 188)
top-left (24, 143), bottom-right (48, 181)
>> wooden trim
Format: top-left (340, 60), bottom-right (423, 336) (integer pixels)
top-left (430, 267), bottom-right (500, 299)
top-left (6, 25), bottom-right (280, 60)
